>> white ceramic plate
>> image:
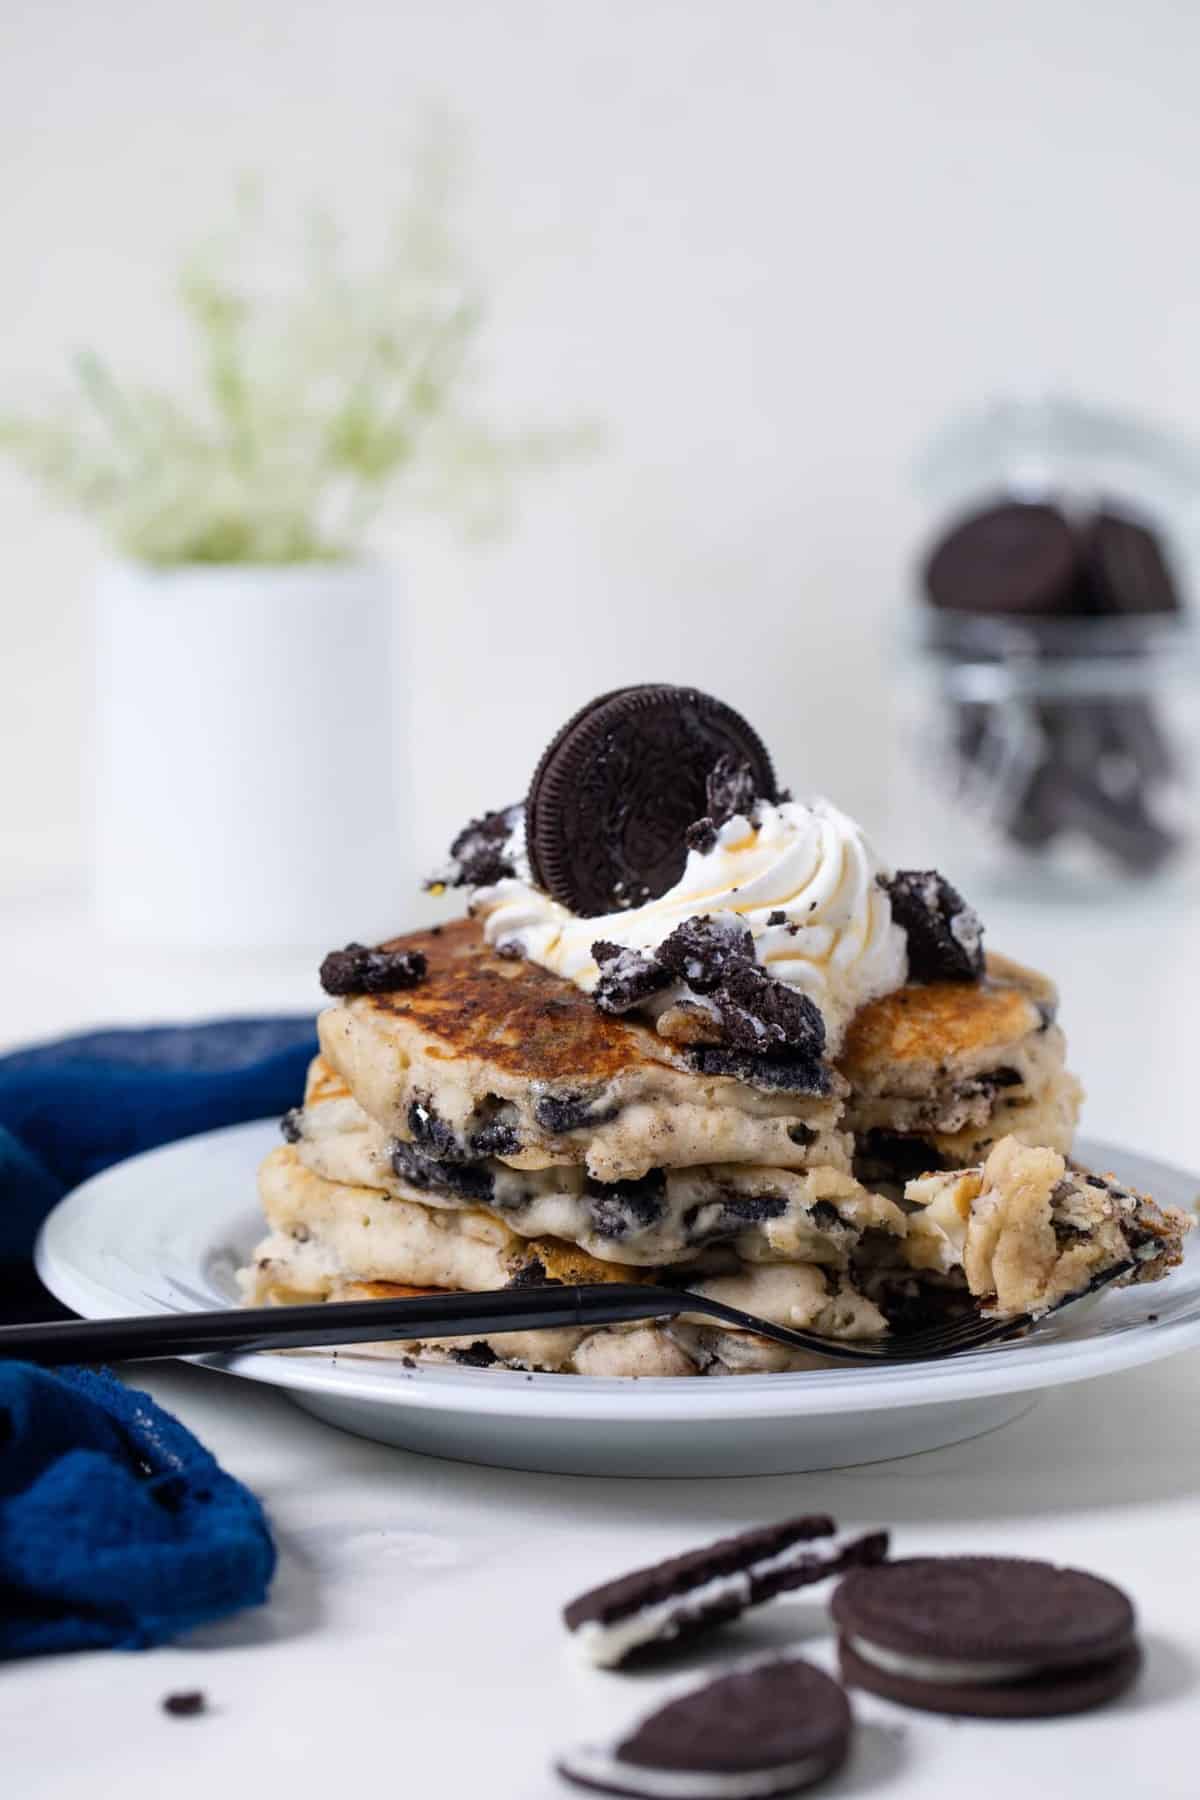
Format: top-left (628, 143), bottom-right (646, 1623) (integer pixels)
top-left (35, 1122), bottom-right (1200, 1477)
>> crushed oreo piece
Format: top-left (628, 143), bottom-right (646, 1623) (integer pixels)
top-left (162, 1691), bottom-right (207, 1718)
top-left (469, 1115), bottom-right (523, 1159)
top-left (684, 816), bottom-right (718, 854)
top-left (682, 1190), bottom-right (790, 1239)
top-left (391, 1137), bottom-right (494, 1204)
top-left (320, 943), bottom-right (427, 997)
top-left (280, 1107), bottom-right (303, 1144)
top-left (767, 909), bottom-right (788, 926)
top-left (658, 913), bottom-right (755, 993)
top-left (688, 1045), bottom-right (832, 1095)
top-left (507, 1258), bottom-right (555, 1289)
top-left (431, 803), bottom-right (523, 889)
top-left (592, 940), bottom-right (672, 1014)
top-left (450, 1341), bottom-right (500, 1368)
top-left (788, 1122), bottom-right (817, 1148)
top-left (705, 754), bottom-right (762, 825)
top-left (584, 1171), bottom-right (668, 1240)
top-left (406, 1096), bottom-right (468, 1162)
top-left (709, 961), bottom-right (827, 1057)
top-left (535, 1092), bottom-right (620, 1135)
top-left (884, 870), bottom-right (985, 983)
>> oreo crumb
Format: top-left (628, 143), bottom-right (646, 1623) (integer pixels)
top-left (280, 1107), bottom-right (303, 1144)
top-left (706, 754), bottom-right (765, 825)
top-left (507, 1258), bottom-right (555, 1289)
top-left (494, 939), bottom-right (524, 960)
top-left (788, 1122), bottom-right (816, 1147)
top-left (884, 870), bottom-right (985, 983)
top-left (767, 909), bottom-right (787, 926)
top-left (592, 940), bottom-right (672, 1013)
top-left (430, 803), bottom-right (523, 889)
top-left (401, 1355), bottom-right (417, 1369)
top-left (685, 816), bottom-right (718, 854)
top-left (320, 943), bottom-right (427, 997)
top-left (689, 1044), bottom-right (831, 1094)
top-left (535, 1092), bottom-right (619, 1135)
top-left (450, 1341), bottom-right (500, 1368)
top-left (658, 913), bottom-right (755, 993)
top-left (162, 1692), bottom-right (207, 1718)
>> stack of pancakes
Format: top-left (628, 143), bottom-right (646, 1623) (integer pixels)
top-left (242, 917), bottom-right (1095, 1375)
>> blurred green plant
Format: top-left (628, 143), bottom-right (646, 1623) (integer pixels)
top-left (0, 139), bottom-right (591, 564)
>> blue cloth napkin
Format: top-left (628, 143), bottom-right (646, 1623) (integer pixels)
top-left (0, 1016), bottom-right (317, 1284)
top-left (0, 1016), bottom-right (315, 1656)
top-left (0, 1362), bottom-right (276, 1658)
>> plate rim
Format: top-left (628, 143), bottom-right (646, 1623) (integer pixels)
top-left (34, 1118), bottom-right (1200, 1424)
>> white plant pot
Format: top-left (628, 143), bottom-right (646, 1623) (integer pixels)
top-left (93, 559), bottom-right (408, 949)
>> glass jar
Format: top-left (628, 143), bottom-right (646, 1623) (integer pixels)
top-left (897, 398), bottom-right (1200, 899)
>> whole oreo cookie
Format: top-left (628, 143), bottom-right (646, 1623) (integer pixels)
top-left (924, 501), bottom-right (1079, 616)
top-left (1081, 510), bottom-right (1182, 617)
top-left (526, 686), bottom-right (777, 917)
top-left (833, 1555), bottom-right (1139, 1719)
top-left (556, 1659), bottom-right (852, 1800)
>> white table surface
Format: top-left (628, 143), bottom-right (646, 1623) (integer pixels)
top-left (2, 887), bottom-right (1198, 1800)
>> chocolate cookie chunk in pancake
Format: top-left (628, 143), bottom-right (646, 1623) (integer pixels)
top-left (924, 501), bottom-right (1079, 616)
top-left (526, 686), bottom-right (777, 916)
top-left (833, 1555), bottom-right (1140, 1718)
top-left (564, 1515), bottom-right (888, 1668)
top-left (557, 1660), bottom-right (852, 1800)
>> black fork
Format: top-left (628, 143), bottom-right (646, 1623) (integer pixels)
top-left (0, 1263), bottom-right (1135, 1367)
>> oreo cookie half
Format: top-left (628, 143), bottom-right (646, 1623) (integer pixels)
top-left (556, 1659), bottom-right (852, 1800)
top-left (833, 1555), bottom-right (1140, 1719)
top-left (923, 501), bottom-right (1079, 616)
top-left (526, 686), bottom-right (777, 917)
top-left (564, 1515), bottom-right (888, 1669)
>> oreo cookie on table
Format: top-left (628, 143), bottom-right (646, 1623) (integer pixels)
top-left (526, 686), bottom-right (777, 917)
top-left (833, 1555), bottom-right (1140, 1718)
top-left (557, 1659), bottom-right (852, 1800)
top-left (564, 1515), bottom-right (887, 1669)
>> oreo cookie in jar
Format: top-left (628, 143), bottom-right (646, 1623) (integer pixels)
top-left (895, 395), bottom-right (1200, 897)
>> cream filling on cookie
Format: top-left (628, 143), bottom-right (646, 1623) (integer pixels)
top-left (474, 798), bottom-right (907, 1050)
top-left (849, 1636), bottom-right (1041, 1684)
top-left (571, 1532), bottom-right (864, 1668)
top-left (557, 1745), bottom-right (829, 1799)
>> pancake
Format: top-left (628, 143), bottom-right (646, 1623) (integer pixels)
top-left (239, 1147), bottom-right (888, 1373)
top-left (905, 1137), bottom-right (1191, 1315)
top-left (316, 918), bottom-right (844, 1185)
top-left (839, 953), bottom-right (1080, 1182)
top-left (287, 1058), bottom-right (899, 1268)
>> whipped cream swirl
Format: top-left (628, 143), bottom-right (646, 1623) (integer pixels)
top-left (473, 799), bottom-right (907, 1049)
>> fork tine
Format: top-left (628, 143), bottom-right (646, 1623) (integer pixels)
top-left (667, 1257), bottom-right (1137, 1367)
top-left (881, 1258), bottom-right (1138, 1361)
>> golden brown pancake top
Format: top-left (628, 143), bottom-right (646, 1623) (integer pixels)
top-left (354, 916), bottom-right (673, 1084)
top-left (838, 960), bottom-right (1042, 1077)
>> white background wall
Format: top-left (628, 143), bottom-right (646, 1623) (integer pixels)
top-left (4, 0), bottom-right (1200, 900)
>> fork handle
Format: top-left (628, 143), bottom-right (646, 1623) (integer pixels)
top-left (0, 1284), bottom-right (691, 1367)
